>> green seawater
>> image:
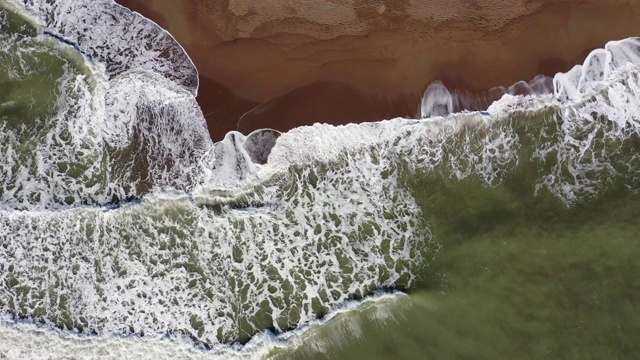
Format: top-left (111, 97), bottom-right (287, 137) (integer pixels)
top-left (271, 123), bottom-right (640, 359)
top-left (3, 2), bottom-right (640, 359)
top-left (275, 214), bottom-right (640, 358)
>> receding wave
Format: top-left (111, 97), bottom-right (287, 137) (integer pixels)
top-left (16, 0), bottom-right (198, 93)
top-left (1, 0), bottom-right (640, 358)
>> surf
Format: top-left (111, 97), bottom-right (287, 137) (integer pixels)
top-left (1, 0), bottom-right (640, 359)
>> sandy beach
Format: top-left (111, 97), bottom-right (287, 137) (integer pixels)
top-left (6, 2), bottom-right (640, 357)
top-left (115, 0), bottom-right (640, 141)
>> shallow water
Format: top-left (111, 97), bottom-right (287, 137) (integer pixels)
top-left (1, 1), bottom-right (640, 359)
top-left (275, 165), bottom-right (640, 360)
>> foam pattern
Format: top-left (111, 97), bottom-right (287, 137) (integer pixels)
top-left (554, 38), bottom-right (640, 102)
top-left (420, 81), bottom-right (453, 117)
top-left (0, 47), bottom-right (212, 209)
top-left (0, 293), bottom-right (405, 360)
top-left (420, 76), bottom-right (554, 118)
top-left (0, 145), bottom-right (432, 344)
top-left (10, 0), bottom-right (198, 94)
top-left (421, 39), bottom-right (640, 117)
top-left (0, 7), bottom-right (212, 210)
top-left (2, 0), bottom-right (640, 356)
top-left (102, 70), bottom-right (213, 196)
top-left (0, 30), bottom-right (108, 210)
top-left (534, 66), bottom-right (640, 203)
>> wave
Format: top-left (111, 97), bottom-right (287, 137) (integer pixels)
top-left (0, 0), bottom-right (211, 210)
top-left (0, 292), bottom-right (407, 360)
top-left (420, 38), bottom-right (640, 118)
top-left (420, 75), bottom-right (554, 118)
top-left (1, 0), bottom-right (640, 358)
top-left (11, 0), bottom-right (198, 94)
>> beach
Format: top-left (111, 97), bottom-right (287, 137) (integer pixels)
top-left (116, 0), bottom-right (640, 140)
top-left (3, 1), bottom-right (640, 359)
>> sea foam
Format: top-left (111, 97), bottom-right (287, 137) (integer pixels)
top-left (1, 0), bottom-right (640, 358)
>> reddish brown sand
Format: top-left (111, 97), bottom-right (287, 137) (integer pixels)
top-left (115, 0), bottom-right (640, 141)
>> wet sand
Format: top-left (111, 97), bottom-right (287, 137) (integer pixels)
top-left (115, 0), bottom-right (640, 141)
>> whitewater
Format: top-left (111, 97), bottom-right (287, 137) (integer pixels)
top-left (1, 0), bottom-right (640, 359)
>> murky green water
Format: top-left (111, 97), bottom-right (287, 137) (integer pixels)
top-left (2, 2), bottom-right (640, 359)
top-left (272, 119), bottom-right (640, 359)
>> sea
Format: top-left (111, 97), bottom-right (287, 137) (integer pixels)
top-left (1, 0), bottom-right (640, 359)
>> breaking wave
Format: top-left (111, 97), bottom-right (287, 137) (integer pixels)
top-left (1, 0), bottom-right (640, 358)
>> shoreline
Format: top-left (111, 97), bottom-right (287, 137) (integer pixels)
top-left (115, 0), bottom-right (640, 141)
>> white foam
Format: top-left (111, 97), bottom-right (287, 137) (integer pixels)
top-left (7, 0), bottom-right (198, 94)
top-left (0, 27), bottom-right (108, 209)
top-left (554, 38), bottom-right (640, 102)
top-left (534, 65), bottom-right (640, 203)
top-left (0, 292), bottom-right (406, 360)
top-left (0, 39), bottom-right (211, 209)
top-left (0, 143), bottom-right (432, 343)
top-left (420, 80), bottom-right (453, 118)
top-left (3, 0), bottom-right (640, 357)
top-left (421, 38), bottom-right (640, 117)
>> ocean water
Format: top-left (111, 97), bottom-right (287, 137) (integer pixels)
top-left (1, 1), bottom-right (640, 359)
